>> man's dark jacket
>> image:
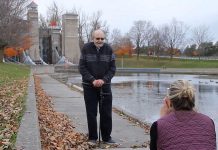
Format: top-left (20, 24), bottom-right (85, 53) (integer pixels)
top-left (79, 42), bottom-right (116, 84)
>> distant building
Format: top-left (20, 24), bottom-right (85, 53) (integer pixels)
top-left (27, 1), bottom-right (80, 64)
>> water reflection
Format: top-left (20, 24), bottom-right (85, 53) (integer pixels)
top-left (62, 73), bottom-right (218, 141)
top-left (112, 73), bottom-right (218, 121)
top-left (111, 73), bottom-right (218, 144)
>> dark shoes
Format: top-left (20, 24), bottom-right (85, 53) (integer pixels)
top-left (103, 138), bottom-right (117, 145)
top-left (87, 140), bottom-right (97, 146)
top-left (88, 138), bottom-right (118, 146)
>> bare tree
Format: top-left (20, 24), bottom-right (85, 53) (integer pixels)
top-left (109, 29), bottom-right (122, 50)
top-left (83, 11), bottom-right (109, 42)
top-left (191, 25), bottom-right (213, 58)
top-left (0, 0), bottom-right (30, 62)
top-left (129, 20), bottom-right (153, 60)
top-left (69, 9), bottom-right (109, 47)
top-left (77, 10), bottom-right (88, 49)
top-left (163, 19), bottom-right (188, 59)
top-left (191, 25), bottom-right (213, 47)
top-left (39, 14), bottom-right (48, 29)
top-left (150, 27), bottom-right (166, 59)
top-left (46, 1), bottom-right (63, 26)
top-left (129, 20), bottom-right (145, 60)
top-left (143, 22), bottom-right (155, 48)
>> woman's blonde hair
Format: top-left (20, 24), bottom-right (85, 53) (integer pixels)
top-left (168, 80), bottom-right (195, 111)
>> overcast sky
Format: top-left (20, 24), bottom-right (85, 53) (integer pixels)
top-left (35, 0), bottom-right (218, 41)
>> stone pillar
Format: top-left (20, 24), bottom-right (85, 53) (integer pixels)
top-left (51, 27), bottom-right (61, 64)
top-left (27, 2), bottom-right (40, 62)
top-left (62, 14), bottom-right (80, 64)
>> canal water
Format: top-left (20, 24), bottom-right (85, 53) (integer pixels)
top-left (62, 73), bottom-right (218, 141)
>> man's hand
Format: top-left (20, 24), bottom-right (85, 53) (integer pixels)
top-left (92, 79), bottom-right (105, 87)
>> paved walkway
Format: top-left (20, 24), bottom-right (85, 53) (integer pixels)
top-left (16, 66), bottom-right (149, 150)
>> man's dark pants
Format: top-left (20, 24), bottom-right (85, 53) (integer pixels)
top-left (83, 84), bottom-right (112, 141)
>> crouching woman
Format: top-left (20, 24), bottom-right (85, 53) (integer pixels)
top-left (150, 80), bottom-right (216, 150)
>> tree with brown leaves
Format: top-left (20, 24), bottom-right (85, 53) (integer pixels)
top-left (0, 0), bottom-right (30, 62)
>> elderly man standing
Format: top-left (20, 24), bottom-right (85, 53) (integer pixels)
top-left (79, 29), bottom-right (116, 145)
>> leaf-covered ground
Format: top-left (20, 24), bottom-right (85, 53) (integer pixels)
top-left (34, 76), bottom-right (93, 150)
top-left (0, 79), bottom-right (28, 149)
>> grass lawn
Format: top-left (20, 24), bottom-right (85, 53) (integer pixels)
top-left (0, 63), bottom-right (30, 86)
top-left (0, 63), bottom-right (30, 149)
top-left (115, 56), bottom-right (218, 68)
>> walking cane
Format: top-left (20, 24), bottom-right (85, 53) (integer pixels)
top-left (98, 86), bottom-right (103, 147)
top-left (98, 83), bottom-right (111, 147)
